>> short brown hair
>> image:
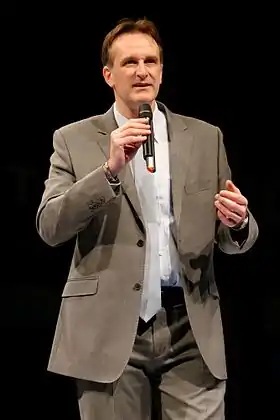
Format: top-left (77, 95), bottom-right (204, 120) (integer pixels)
top-left (101, 18), bottom-right (163, 67)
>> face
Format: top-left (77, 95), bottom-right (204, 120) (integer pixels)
top-left (103, 32), bottom-right (163, 117)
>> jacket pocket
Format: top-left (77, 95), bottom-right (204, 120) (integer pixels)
top-left (184, 180), bottom-right (213, 195)
top-left (62, 277), bottom-right (99, 297)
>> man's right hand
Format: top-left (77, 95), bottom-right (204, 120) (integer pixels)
top-left (107, 118), bottom-right (151, 176)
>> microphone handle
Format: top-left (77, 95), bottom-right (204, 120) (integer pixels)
top-left (143, 134), bottom-right (154, 158)
top-left (143, 118), bottom-right (156, 172)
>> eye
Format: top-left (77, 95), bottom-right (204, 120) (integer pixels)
top-left (145, 58), bottom-right (157, 64)
top-left (124, 59), bottom-right (137, 66)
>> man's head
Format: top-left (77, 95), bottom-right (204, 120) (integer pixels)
top-left (102, 18), bottom-right (163, 117)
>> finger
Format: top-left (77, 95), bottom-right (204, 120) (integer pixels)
top-left (122, 120), bottom-right (150, 130)
top-left (118, 135), bottom-right (148, 145)
top-left (217, 210), bottom-right (238, 228)
top-left (124, 143), bottom-right (142, 151)
top-left (114, 122), bottom-right (150, 137)
top-left (215, 196), bottom-right (247, 217)
top-left (214, 201), bottom-right (242, 224)
top-left (225, 180), bottom-right (241, 194)
top-left (133, 141), bottom-right (144, 148)
top-left (124, 143), bottom-right (142, 160)
top-left (127, 118), bottom-right (150, 124)
top-left (119, 127), bottom-right (151, 138)
top-left (217, 190), bottom-right (248, 206)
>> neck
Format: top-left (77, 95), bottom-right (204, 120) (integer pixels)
top-left (115, 98), bottom-right (156, 119)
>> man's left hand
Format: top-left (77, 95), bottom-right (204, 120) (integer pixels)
top-left (214, 180), bottom-right (248, 228)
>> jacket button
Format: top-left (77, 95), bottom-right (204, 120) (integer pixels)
top-left (133, 283), bottom-right (142, 291)
top-left (137, 239), bottom-right (144, 247)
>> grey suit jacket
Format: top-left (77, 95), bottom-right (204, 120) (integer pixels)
top-left (36, 101), bottom-right (258, 383)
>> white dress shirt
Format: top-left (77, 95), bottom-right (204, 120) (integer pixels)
top-left (113, 102), bottom-right (181, 321)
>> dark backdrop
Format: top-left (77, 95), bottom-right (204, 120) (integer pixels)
top-left (1, 5), bottom-right (278, 420)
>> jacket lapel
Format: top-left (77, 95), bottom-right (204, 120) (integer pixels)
top-left (158, 103), bottom-right (194, 232)
top-left (94, 107), bottom-right (144, 228)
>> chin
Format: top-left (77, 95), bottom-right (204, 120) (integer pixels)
top-left (133, 94), bottom-right (155, 105)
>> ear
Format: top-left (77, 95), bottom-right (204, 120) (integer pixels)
top-left (159, 63), bottom-right (163, 85)
top-left (103, 66), bottom-right (114, 88)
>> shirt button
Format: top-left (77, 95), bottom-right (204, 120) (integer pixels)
top-left (137, 239), bottom-right (144, 247)
top-left (133, 283), bottom-right (142, 291)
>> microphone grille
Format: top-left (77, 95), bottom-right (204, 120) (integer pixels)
top-left (139, 103), bottom-right (152, 119)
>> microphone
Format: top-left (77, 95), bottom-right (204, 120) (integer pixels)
top-left (138, 103), bottom-right (156, 173)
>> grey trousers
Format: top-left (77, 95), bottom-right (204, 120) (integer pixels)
top-left (76, 290), bottom-right (225, 419)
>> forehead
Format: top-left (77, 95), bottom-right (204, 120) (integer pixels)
top-left (110, 32), bottom-right (160, 62)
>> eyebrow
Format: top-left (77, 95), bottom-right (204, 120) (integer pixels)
top-left (120, 55), bottom-right (159, 65)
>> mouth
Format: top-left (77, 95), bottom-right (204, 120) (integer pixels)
top-left (132, 83), bottom-right (152, 88)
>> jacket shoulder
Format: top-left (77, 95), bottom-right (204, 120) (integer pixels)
top-left (173, 112), bottom-right (219, 134)
top-left (55, 114), bottom-right (104, 138)
top-left (159, 102), bottom-right (219, 136)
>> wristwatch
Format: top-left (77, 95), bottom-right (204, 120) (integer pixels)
top-left (231, 214), bottom-right (249, 231)
top-left (103, 161), bottom-right (120, 184)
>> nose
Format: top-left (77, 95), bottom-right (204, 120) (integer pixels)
top-left (136, 60), bottom-right (148, 78)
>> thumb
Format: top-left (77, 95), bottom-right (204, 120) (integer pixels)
top-left (226, 179), bottom-right (240, 194)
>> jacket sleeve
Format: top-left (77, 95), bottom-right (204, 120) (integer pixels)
top-left (215, 127), bottom-right (259, 254)
top-left (36, 129), bottom-right (118, 247)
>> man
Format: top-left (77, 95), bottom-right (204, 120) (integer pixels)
top-left (36, 18), bottom-right (259, 420)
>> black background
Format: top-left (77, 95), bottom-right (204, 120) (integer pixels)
top-left (1, 5), bottom-right (279, 420)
